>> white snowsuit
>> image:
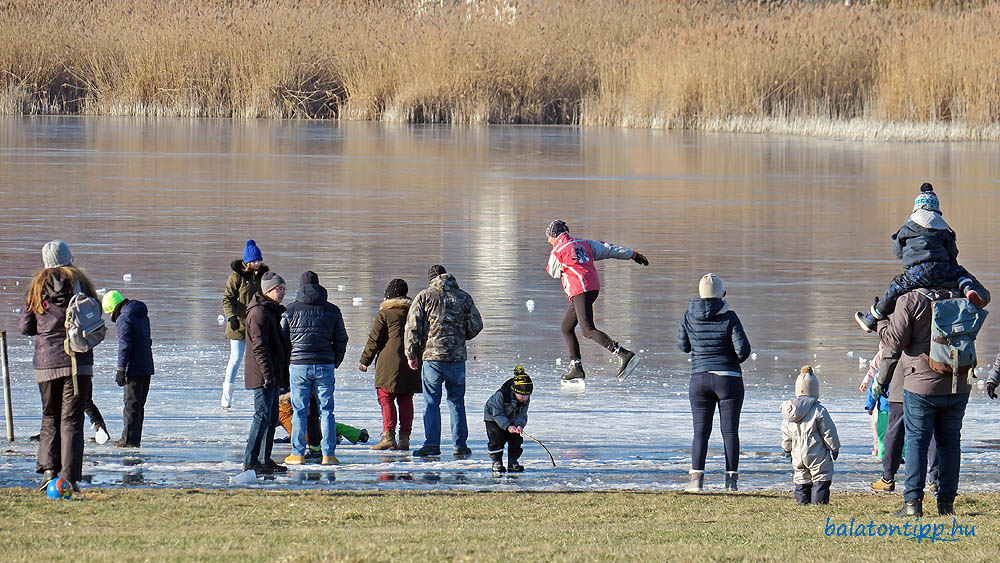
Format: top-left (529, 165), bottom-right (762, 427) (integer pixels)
top-left (780, 396), bottom-right (840, 484)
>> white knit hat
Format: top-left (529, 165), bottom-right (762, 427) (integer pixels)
top-left (795, 366), bottom-right (819, 398)
top-left (698, 273), bottom-right (725, 299)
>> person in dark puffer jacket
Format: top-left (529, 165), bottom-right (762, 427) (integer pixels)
top-left (280, 270), bottom-right (347, 466)
top-left (101, 290), bottom-right (154, 448)
top-left (677, 273), bottom-right (751, 493)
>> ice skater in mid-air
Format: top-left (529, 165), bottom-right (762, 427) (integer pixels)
top-left (545, 220), bottom-right (648, 382)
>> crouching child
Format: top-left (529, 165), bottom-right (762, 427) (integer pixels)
top-left (781, 366), bottom-right (840, 504)
top-left (484, 365), bottom-right (532, 474)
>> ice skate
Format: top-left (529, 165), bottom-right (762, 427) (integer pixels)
top-left (560, 360), bottom-right (585, 381)
top-left (615, 346), bottom-right (639, 382)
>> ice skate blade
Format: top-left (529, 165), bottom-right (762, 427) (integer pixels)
top-left (560, 378), bottom-right (585, 389)
top-left (617, 355), bottom-right (640, 382)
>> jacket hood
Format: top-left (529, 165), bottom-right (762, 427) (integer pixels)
top-left (114, 298), bottom-right (147, 322)
top-left (687, 297), bottom-right (730, 321)
top-left (296, 283), bottom-right (328, 305)
top-left (781, 396), bottom-right (818, 423)
top-left (43, 271), bottom-right (74, 304)
top-left (908, 210), bottom-right (949, 231)
top-left (430, 273), bottom-right (460, 292)
top-left (380, 296), bottom-right (412, 310)
top-left (231, 259), bottom-right (270, 277)
top-left (248, 291), bottom-right (285, 315)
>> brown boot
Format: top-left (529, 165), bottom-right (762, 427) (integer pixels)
top-left (371, 431), bottom-right (396, 451)
top-left (396, 431), bottom-right (410, 451)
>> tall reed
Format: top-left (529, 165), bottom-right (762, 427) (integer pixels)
top-left (2, 0), bottom-right (998, 139)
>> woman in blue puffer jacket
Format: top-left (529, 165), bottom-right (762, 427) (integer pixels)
top-left (677, 273), bottom-right (751, 493)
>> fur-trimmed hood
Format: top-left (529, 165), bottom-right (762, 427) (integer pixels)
top-left (230, 259), bottom-right (270, 277)
top-left (380, 296), bottom-right (412, 311)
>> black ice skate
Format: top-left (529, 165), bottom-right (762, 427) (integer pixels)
top-left (561, 360), bottom-right (585, 381)
top-left (615, 347), bottom-right (639, 382)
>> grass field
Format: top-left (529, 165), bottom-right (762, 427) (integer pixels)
top-left (1, 488), bottom-right (998, 561)
top-left (2, 1), bottom-right (1000, 140)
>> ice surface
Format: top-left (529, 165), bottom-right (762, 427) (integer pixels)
top-left (217, 314), bottom-right (225, 325)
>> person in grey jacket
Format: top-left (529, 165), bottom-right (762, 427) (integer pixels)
top-left (405, 265), bottom-right (484, 457)
top-left (678, 273), bottom-right (751, 493)
top-left (781, 366), bottom-right (841, 505)
top-left (484, 366), bottom-right (532, 474)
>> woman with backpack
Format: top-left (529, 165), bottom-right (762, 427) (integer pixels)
top-left (18, 241), bottom-right (101, 491)
top-left (220, 239), bottom-right (269, 408)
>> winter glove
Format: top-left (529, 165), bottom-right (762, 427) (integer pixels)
top-left (832, 450), bottom-right (839, 461)
top-left (632, 252), bottom-right (649, 266)
top-left (115, 368), bottom-right (127, 387)
top-left (871, 378), bottom-right (888, 399)
top-left (228, 316), bottom-right (240, 331)
top-left (987, 381), bottom-right (998, 400)
top-left (262, 377), bottom-right (272, 389)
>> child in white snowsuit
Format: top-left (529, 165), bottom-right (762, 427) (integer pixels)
top-left (781, 366), bottom-right (841, 505)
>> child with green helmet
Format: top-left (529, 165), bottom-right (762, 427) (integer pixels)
top-left (101, 289), bottom-right (154, 447)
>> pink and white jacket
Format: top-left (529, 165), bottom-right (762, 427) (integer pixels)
top-left (546, 233), bottom-right (636, 299)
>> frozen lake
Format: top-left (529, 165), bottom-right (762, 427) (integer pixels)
top-left (1, 117), bottom-right (998, 492)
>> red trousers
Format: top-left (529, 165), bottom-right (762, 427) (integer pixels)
top-left (377, 388), bottom-right (414, 433)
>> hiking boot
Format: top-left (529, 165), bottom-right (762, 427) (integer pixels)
top-left (937, 500), bottom-right (955, 516)
top-left (454, 446), bottom-right (472, 456)
top-left (321, 455), bottom-right (339, 466)
top-left (561, 360), bottom-right (585, 381)
top-left (371, 431), bottom-right (396, 451)
top-left (508, 460), bottom-right (524, 473)
top-left (396, 432), bottom-right (411, 451)
top-left (615, 347), bottom-right (639, 382)
top-left (893, 499), bottom-right (922, 518)
top-left (359, 429), bottom-right (370, 443)
top-left (261, 459), bottom-right (287, 474)
top-left (871, 476), bottom-right (895, 492)
top-left (492, 461), bottom-right (506, 474)
top-left (725, 471), bottom-right (738, 492)
top-left (412, 445), bottom-right (441, 457)
top-left (855, 311), bottom-right (878, 333)
top-left (685, 470), bottom-right (704, 492)
top-left (284, 454), bottom-right (305, 465)
top-left (38, 469), bottom-right (56, 491)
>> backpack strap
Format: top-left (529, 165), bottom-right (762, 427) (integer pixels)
top-left (63, 338), bottom-right (79, 396)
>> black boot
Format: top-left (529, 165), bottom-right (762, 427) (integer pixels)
top-left (614, 346), bottom-right (639, 382)
top-left (561, 360), bottom-right (585, 381)
top-left (794, 483), bottom-right (812, 505)
top-left (937, 499), bottom-right (955, 516)
top-left (812, 480), bottom-right (831, 504)
top-left (490, 452), bottom-right (505, 474)
top-left (38, 469), bottom-right (56, 491)
top-left (508, 459), bottom-right (524, 473)
top-left (894, 499), bottom-right (923, 518)
top-left (854, 311), bottom-right (878, 333)
top-left (725, 472), bottom-right (738, 492)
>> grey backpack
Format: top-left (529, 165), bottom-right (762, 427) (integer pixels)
top-left (64, 287), bottom-right (107, 354)
top-left (917, 289), bottom-right (988, 393)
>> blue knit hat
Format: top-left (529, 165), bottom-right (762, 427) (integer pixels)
top-left (243, 239), bottom-right (263, 263)
top-left (913, 183), bottom-right (940, 213)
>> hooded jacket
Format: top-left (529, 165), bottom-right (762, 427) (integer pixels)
top-left (114, 299), bottom-right (154, 378)
top-left (483, 377), bottom-right (530, 429)
top-left (545, 232), bottom-right (636, 299)
top-left (780, 396), bottom-right (840, 484)
top-left (244, 292), bottom-right (290, 390)
top-left (892, 212), bottom-right (958, 270)
top-left (281, 272), bottom-right (348, 367)
top-left (18, 271), bottom-right (95, 382)
top-left (405, 273), bottom-right (484, 363)
top-left (677, 298), bottom-right (751, 374)
top-left (222, 259), bottom-right (269, 340)
top-left (360, 297), bottom-right (421, 394)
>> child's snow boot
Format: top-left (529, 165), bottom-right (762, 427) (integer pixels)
top-left (794, 483), bottom-right (812, 505)
top-left (492, 460), bottom-right (506, 473)
top-left (371, 431), bottom-right (396, 451)
top-left (812, 480), bottom-right (831, 504)
top-left (894, 499), bottom-right (922, 518)
top-left (685, 470), bottom-right (704, 492)
top-left (960, 278), bottom-right (987, 308)
top-left (396, 431), bottom-right (410, 451)
top-left (854, 311), bottom-right (878, 333)
top-left (508, 459), bottom-right (525, 473)
top-left (871, 475), bottom-right (895, 492)
top-left (614, 346), bottom-right (639, 382)
top-left (561, 360), bottom-right (585, 381)
top-left (725, 471), bottom-right (738, 492)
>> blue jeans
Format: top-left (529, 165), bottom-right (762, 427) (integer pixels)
top-left (421, 361), bottom-right (468, 450)
top-left (903, 389), bottom-right (968, 502)
top-left (289, 364), bottom-right (336, 457)
top-left (243, 385), bottom-right (278, 469)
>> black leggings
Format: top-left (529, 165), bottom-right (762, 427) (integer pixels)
top-left (689, 372), bottom-right (744, 472)
top-left (561, 290), bottom-right (616, 360)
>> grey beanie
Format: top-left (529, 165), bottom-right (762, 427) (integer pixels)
top-left (795, 366), bottom-right (820, 398)
top-left (261, 272), bottom-right (285, 295)
top-left (42, 240), bottom-right (73, 269)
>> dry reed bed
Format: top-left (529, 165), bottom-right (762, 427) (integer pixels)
top-left (2, 0), bottom-right (999, 140)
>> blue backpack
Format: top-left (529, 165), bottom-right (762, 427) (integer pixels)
top-left (916, 289), bottom-right (988, 393)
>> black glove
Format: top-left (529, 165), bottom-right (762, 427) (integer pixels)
top-left (987, 381), bottom-right (998, 400)
top-left (115, 367), bottom-right (127, 387)
top-left (632, 252), bottom-right (649, 266)
top-left (832, 450), bottom-right (839, 461)
top-left (263, 377), bottom-right (272, 389)
top-left (228, 316), bottom-right (240, 331)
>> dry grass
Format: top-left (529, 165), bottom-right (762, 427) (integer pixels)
top-left (2, 0), bottom-right (999, 139)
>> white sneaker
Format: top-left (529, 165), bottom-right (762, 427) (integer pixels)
top-left (220, 398), bottom-right (232, 409)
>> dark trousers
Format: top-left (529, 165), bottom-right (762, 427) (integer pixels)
top-left (689, 372), bottom-right (744, 472)
top-left (876, 262), bottom-right (974, 318)
top-left (561, 290), bottom-right (616, 360)
top-left (903, 390), bottom-right (968, 503)
top-left (883, 400), bottom-right (939, 482)
top-left (795, 480), bottom-right (831, 505)
top-left (37, 375), bottom-right (92, 482)
top-left (121, 376), bottom-right (151, 446)
top-left (85, 399), bottom-right (104, 427)
top-left (485, 420), bottom-right (523, 463)
top-left (244, 386), bottom-right (278, 469)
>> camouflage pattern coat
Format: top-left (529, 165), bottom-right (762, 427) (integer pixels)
top-left (404, 273), bottom-right (483, 362)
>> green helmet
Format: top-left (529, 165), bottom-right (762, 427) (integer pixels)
top-left (102, 290), bottom-right (125, 314)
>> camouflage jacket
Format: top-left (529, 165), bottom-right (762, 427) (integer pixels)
top-left (405, 273), bottom-right (483, 362)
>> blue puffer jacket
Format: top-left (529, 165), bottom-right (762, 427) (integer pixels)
top-left (892, 217), bottom-right (958, 270)
top-left (281, 279), bottom-right (348, 367)
top-left (677, 298), bottom-right (751, 374)
top-left (115, 299), bottom-right (154, 377)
